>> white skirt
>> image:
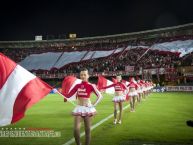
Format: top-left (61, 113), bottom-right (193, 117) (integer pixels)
top-left (112, 96), bottom-right (126, 102)
top-left (72, 105), bottom-right (96, 116)
top-left (128, 92), bottom-right (138, 97)
top-left (150, 86), bottom-right (154, 89)
top-left (137, 88), bottom-right (143, 94)
top-left (143, 87), bottom-right (148, 92)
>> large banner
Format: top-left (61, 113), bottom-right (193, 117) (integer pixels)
top-left (166, 86), bottom-right (193, 92)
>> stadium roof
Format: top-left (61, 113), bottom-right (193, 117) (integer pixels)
top-left (0, 23), bottom-right (193, 49)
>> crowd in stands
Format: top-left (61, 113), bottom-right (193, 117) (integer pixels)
top-left (0, 41), bottom-right (131, 63)
top-left (60, 47), bottom-right (182, 74)
top-left (0, 34), bottom-right (193, 78)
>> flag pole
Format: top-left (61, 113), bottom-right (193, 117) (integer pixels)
top-left (54, 90), bottom-right (76, 106)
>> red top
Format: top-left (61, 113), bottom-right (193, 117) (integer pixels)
top-left (101, 82), bottom-right (128, 92)
top-left (139, 80), bottom-right (146, 87)
top-left (144, 82), bottom-right (149, 87)
top-left (140, 80), bottom-right (145, 84)
top-left (137, 82), bottom-right (143, 87)
top-left (150, 82), bottom-right (154, 86)
top-left (65, 81), bottom-right (101, 98)
top-left (146, 82), bottom-right (153, 87)
top-left (127, 81), bottom-right (138, 89)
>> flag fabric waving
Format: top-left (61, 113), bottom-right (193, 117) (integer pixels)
top-left (0, 53), bottom-right (52, 127)
top-left (62, 76), bottom-right (82, 101)
top-left (112, 78), bottom-right (117, 83)
top-left (97, 76), bottom-right (115, 94)
top-left (112, 77), bottom-right (129, 86)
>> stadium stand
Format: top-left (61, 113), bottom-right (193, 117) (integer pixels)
top-left (0, 23), bottom-right (193, 85)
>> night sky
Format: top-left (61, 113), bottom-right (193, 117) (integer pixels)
top-left (0, 0), bottom-right (193, 41)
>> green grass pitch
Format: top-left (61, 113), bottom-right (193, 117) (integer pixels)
top-left (0, 92), bottom-right (193, 145)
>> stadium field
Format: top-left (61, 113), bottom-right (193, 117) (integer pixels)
top-left (0, 92), bottom-right (193, 145)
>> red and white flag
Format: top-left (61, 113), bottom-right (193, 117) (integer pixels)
top-left (122, 79), bottom-right (130, 86)
top-left (0, 53), bottom-right (52, 126)
top-left (62, 76), bottom-right (82, 101)
top-left (97, 76), bottom-right (115, 94)
top-left (112, 78), bottom-right (129, 86)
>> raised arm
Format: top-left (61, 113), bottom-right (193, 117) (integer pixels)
top-left (100, 83), bottom-right (116, 90)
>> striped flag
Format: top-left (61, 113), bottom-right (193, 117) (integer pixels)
top-left (0, 53), bottom-right (52, 127)
top-left (97, 76), bottom-right (115, 94)
top-left (62, 76), bottom-right (82, 101)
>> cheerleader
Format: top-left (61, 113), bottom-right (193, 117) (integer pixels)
top-left (63, 68), bottom-right (103, 145)
top-left (100, 75), bottom-right (128, 124)
top-left (144, 80), bottom-right (151, 97)
top-left (140, 80), bottom-right (147, 101)
top-left (127, 77), bottom-right (138, 112)
top-left (146, 81), bottom-right (151, 96)
top-left (137, 80), bottom-right (143, 103)
top-left (149, 80), bottom-right (154, 94)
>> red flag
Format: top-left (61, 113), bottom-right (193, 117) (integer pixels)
top-left (62, 76), bottom-right (82, 101)
top-left (97, 76), bottom-right (108, 91)
top-left (112, 78), bottom-right (117, 83)
top-left (97, 76), bottom-right (115, 94)
top-left (0, 53), bottom-right (52, 126)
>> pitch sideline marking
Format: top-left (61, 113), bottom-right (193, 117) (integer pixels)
top-left (62, 104), bottom-right (130, 145)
